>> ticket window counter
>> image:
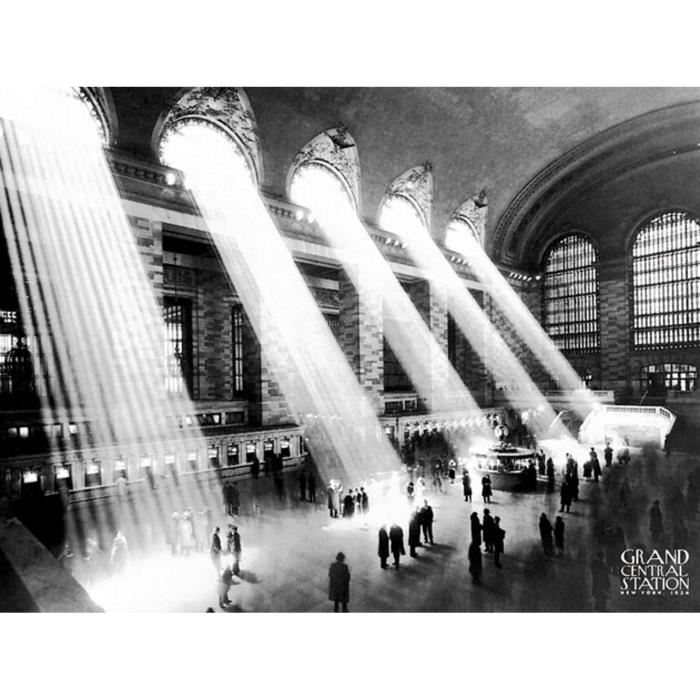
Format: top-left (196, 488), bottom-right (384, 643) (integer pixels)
top-left (54, 463), bottom-right (73, 492)
top-left (3, 469), bottom-right (22, 498)
top-left (20, 469), bottom-right (42, 499)
top-left (84, 460), bottom-right (102, 488)
top-left (227, 444), bottom-right (240, 467)
top-left (139, 457), bottom-right (155, 489)
top-left (164, 454), bottom-right (178, 485)
top-left (186, 451), bottom-right (199, 472)
top-left (245, 442), bottom-right (257, 464)
top-left (263, 440), bottom-right (275, 470)
top-left (280, 438), bottom-right (291, 459)
top-left (208, 446), bottom-right (220, 469)
top-left (113, 460), bottom-right (128, 483)
top-left (298, 435), bottom-right (306, 455)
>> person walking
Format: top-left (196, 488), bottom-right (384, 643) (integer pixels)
top-left (591, 448), bottom-right (602, 482)
top-left (482, 508), bottom-right (495, 553)
top-left (650, 500), bottom-right (664, 543)
top-left (604, 443), bottom-right (613, 469)
top-left (361, 487), bottom-right (369, 514)
top-left (591, 551), bottom-right (610, 612)
top-left (328, 552), bottom-right (350, 612)
top-left (554, 516), bottom-right (565, 557)
top-left (378, 525), bottom-right (390, 569)
top-left (110, 531), bottom-right (129, 575)
top-left (210, 526), bottom-right (222, 573)
top-left (470, 512), bottom-right (482, 547)
top-left (462, 469), bottom-right (472, 502)
top-left (408, 508), bottom-right (421, 557)
top-left (468, 541), bottom-right (482, 585)
top-left (327, 483), bottom-right (337, 518)
top-left (389, 523), bottom-right (405, 569)
top-left (420, 499), bottom-right (435, 544)
top-left (343, 490), bottom-right (355, 518)
top-left (546, 458), bottom-right (555, 493)
top-left (481, 474), bottom-right (492, 504)
top-left (230, 483), bottom-right (240, 516)
top-left (493, 516), bottom-right (505, 568)
top-left (539, 513), bottom-right (554, 556)
top-left (308, 471), bottom-right (317, 503)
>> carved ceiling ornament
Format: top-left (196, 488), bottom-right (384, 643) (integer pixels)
top-left (77, 88), bottom-right (112, 146)
top-left (288, 124), bottom-right (361, 210)
top-left (451, 189), bottom-right (488, 245)
top-left (159, 87), bottom-right (262, 184)
top-left (384, 162), bottom-right (433, 230)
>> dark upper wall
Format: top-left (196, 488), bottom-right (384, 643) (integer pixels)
top-left (107, 86), bottom-right (700, 250)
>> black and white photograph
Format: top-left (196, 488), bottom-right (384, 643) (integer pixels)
top-left (1, 83), bottom-right (698, 617)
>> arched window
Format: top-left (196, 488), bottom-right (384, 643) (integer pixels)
top-left (289, 161), bottom-right (355, 215)
top-left (542, 234), bottom-right (599, 352)
top-left (159, 118), bottom-right (253, 189)
top-left (631, 210), bottom-right (700, 349)
top-left (444, 216), bottom-right (479, 259)
top-left (379, 194), bottom-right (426, 239)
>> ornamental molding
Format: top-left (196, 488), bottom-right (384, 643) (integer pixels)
top-left (384, 162), bottom-right (433, 229)
top-left (451, 189), bottom-right (488, 244)
top-left (288, 124), bottom-right (361, 210)
top-left (157, 87), bottom-right (262, 184)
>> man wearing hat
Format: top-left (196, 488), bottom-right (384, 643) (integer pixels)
top-left (328, 552), bottom-right (350, 612)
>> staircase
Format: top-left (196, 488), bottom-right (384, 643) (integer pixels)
top-left (579, 405), bottom-right (676, 448)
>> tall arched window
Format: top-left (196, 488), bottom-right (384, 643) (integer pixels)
top-left (379, 194), bottom-right (426, 239)
top-left (632, 210), bottom-right (700, 349)
top-left (289, 161), bottom-right (355, 215)
top-left (444, 216), bottom-right (479, 259)
top-left (542, 234), bottom-right (599, 352)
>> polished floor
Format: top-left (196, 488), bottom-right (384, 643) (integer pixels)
top-left (71, 446), bottom-right (700, 613)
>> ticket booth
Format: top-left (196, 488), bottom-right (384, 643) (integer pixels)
top-left (113, 458), bottom-right (128, 482)
top-left (164, 454), bottom-right (178, 484)
top-left (54, 463), bottom-right (73, 491)
top-left (280, 437), bottom-right (291, 459)
top-left (21, 468), bottom-right (41, 499)
top-left (186, 450), bottom-right (198, 472)
top-left (84, 459), bottom-right (102, 488)
top-left (227, 443), bottom-right (239, 467)
top-left (245, 442), bottom-right (257, 463)
top-left (140, 456), bottom-right (155, 488)
top-left (208, 446), bottom-right (220, 469)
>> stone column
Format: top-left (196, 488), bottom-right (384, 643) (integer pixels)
top-left (338, 268), bottom-right (384, 411)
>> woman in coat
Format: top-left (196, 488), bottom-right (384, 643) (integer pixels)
top-left (328, 552), bottom-right (350, 612)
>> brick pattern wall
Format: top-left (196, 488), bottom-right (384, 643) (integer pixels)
top-left (131, 216), bottom-right (163, 309)
top-left (338, 269), bottom-right (383, 411)
top-left (599, 275), bottom-right (630, 398)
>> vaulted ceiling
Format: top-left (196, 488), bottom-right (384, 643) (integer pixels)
top-left (108, 87), bottom-right (700, 264)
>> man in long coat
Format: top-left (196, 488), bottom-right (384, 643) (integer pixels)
top-left (482, 508), bottom-right (495, 553)
top-left (389, 523), bottom-right (405, 569)
top-left (378, 525), bottom-right (390, 569)
top-left (328, 552), bottom-right (350, 612)
top-left (420, 499), bottom-right (434, 544)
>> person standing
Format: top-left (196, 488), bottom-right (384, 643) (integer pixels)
top-left (481, 474), bottom-right (492, 504)
top-left (462, 469), bottom-right (472, 502)
top-left (218, 564), bottom-right (233, 608)
top-left (420, 499), bottom-right (434, 544)
top-left (327, 483), bottom-right (337, 518)
top-left (230, 483), bottom-right (240, 516)
top-left (378, 525), bottom-right (390, 569)
top-left (591, 448), bottom-right (602, 482)
top-left (560, 480), bottom-right (572, 513)
top-left (210, 526), bottom-right (222, 573)
top-left (389, 523), bottom-right (405, 569)
top-left (308, 471), bottom-right (317, 503)
top-left (554, 516), bottom-right (565, 558)
top-left (493, 516), bottom-right (505, 568)
top-left (328, 552), bottom-right (350, 612)
top-left (546, 458), bottom-right (555, 493)
top-left (298, 470), bottom-right (307, 501)
top-left (539, 513), bottom-right (554, 556)
top-left (343, 490), bottom-right (355, 518)
top-left (591, 551), bottom-right (610, 612)
top-left (603, 443), bottom-right (613, 469)
top-left (110, 531), bottom-right (129, 575)
top-left (408, 509), bottom-right (421, 557)
top-left (482, 509), bottom-right (495, 553)
top-left (223, 481), bottom-right (232, 516)
top-left (468, 541), bottom-right (482, 585)
top-left (361, 487), bottom-right (369, 514)
top-left (650, 500), bottom-right (664, 543)
top-left (470, 512), bottom-right (482, 547)
top-left (231, 525), bottom-right (242, 576)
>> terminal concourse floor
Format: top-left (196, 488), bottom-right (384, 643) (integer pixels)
top-left (76, 450), bottom-right (699, 613)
